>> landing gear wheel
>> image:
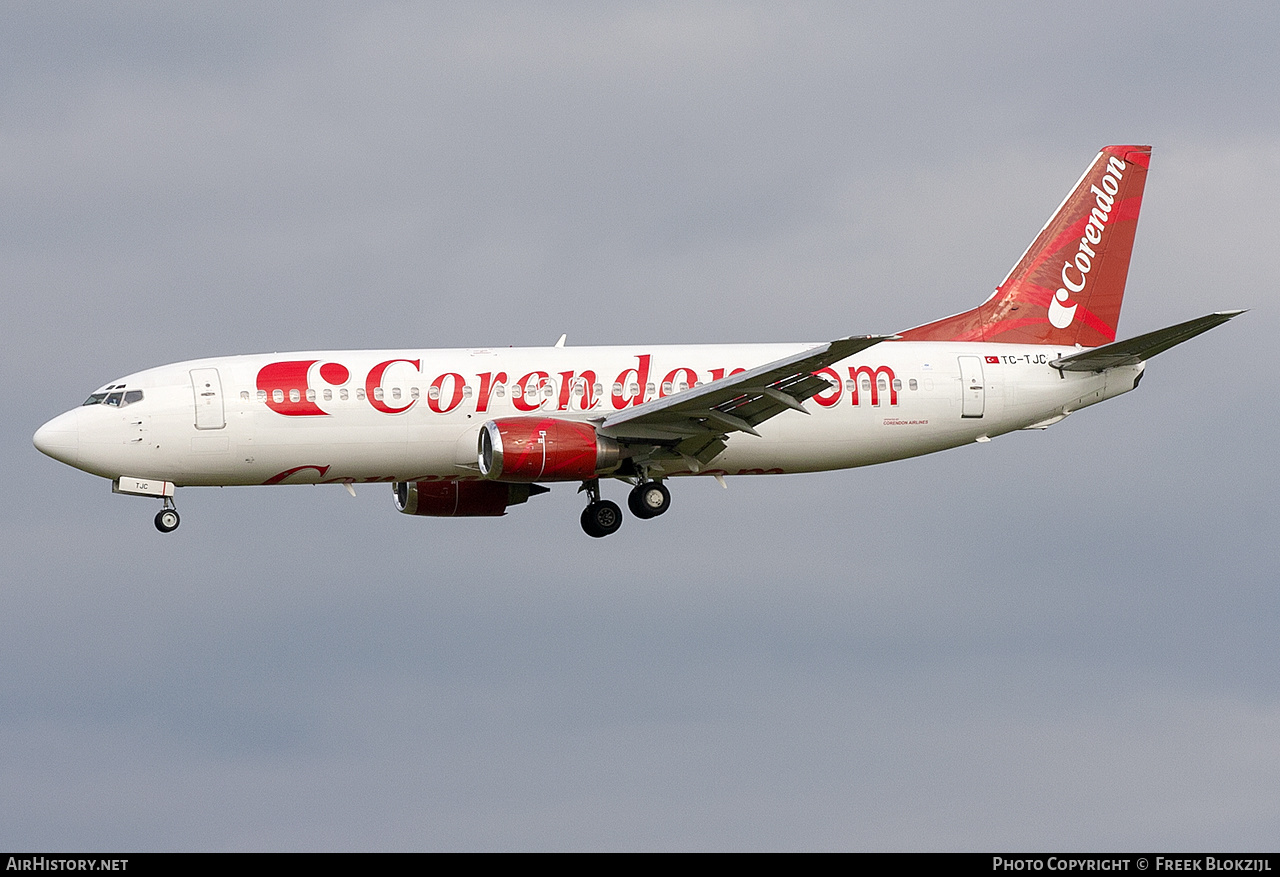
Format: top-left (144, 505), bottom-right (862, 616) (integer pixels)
top-left (628, 481), bottom-right (671, 519)
top-left (155, 508), bottom-right (180, 533)
top-left (581, 500), bottom-right (623, 538)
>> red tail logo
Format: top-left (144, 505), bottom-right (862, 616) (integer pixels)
top-left (898, 145), bottom-right (1151, 346)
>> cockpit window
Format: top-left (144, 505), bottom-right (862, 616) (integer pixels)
top-left (82, 388), bottom-right (144, 408)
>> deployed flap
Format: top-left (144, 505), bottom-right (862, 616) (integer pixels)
top-left (599, 335), bottom-right (894, 464)
top-left (1050, 310), bottom-right (1244, 373)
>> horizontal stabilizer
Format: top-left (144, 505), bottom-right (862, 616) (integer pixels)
top-left (1049, 310), bottom-right (1245, 373)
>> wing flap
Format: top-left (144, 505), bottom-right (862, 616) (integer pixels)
top-left (599, 335), bottom-right (894, 448)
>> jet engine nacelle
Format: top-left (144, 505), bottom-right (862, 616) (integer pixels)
top-left (393, 480), bottom-right (548, 517)
top-left (478, 417), bottom-right (622, 482)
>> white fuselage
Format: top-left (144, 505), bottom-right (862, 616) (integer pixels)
top-left (35, 341), bottom-right (1141, 488)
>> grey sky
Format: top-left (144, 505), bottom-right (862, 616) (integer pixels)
top-left (3, 2), bottom-right (1278, 850)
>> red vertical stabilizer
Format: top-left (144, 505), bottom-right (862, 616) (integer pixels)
top-left (897, 145), bottom-right (1151, 346)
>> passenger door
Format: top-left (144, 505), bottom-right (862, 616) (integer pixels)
top-left (190, 368), bottom-right (226, 429)
top-left (958, 356), bottom-right (985, 419)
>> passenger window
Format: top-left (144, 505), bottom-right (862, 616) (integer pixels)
top-left (323, 389), bottom-right (332, 401)
top-left (909, 379), bottom-right (918, 391)
top-left (428, 386), bottom-right (440, 400)
top-left (463, 385), bottom-right (473, 398)
top-left (306, 389), bottom-right (316, 402)
top-left (240, 391), bottom-right (250, 402)
top-left (892, 379), bottom-right (902, 391)
top-left (861, 380), bottom-right (871, 392)
top-left (391, 387), bottom-right (401, 401)
top-left (257, 390), bottom-right (267, 402)
top-left (289, 389), bottom-right (300, 403)
top-left (340, 389), bottom-right (349, 401)
top-left (373, 387), bottom-right (384, 401)
top-left (273, 389), bottom-right (284, 403)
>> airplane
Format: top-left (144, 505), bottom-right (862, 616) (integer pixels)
top-left (33, 144), bottom-right (1242, 538)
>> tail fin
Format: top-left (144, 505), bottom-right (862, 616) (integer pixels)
top-left (898, 145), bottom-right (1151, 346)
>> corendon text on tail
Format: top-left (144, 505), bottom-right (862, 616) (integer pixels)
top-left (33, 145), bottom-right (1244, 537)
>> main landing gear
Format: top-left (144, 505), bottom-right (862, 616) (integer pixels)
top-left (581, 497), bottom-right (623, 538)
top-left (579, 477), bottom-right (671, 537)
top-left (580, 478), bottom-right (622, 538)
top-left (627, 480), bottom-right (671, 519)
top-left (154, 497), bottom-right (180, 533)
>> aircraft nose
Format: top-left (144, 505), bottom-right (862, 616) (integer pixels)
top-left (33, 409), bottom-right (80, 466)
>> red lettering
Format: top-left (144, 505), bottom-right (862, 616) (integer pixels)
top-left (366, 359), bottom-right (421, 414)
top-left (558, 370), bottom-right (599, 411)
top-left (612, 355), bottom-right (652, 408)
top-left (263, 464), bottom-right (331, 485)
top-left (256, 361), bottom-right (327, 416)
top-left (849, 365), bottom-right (897, 406)
top-left (319, 363), bottom-right (349, 385)
top-left (475, 372), bottom-right (507, 413)
top-left (513, 371), bottom-right (550, 413)
top-left (428, 373), bottom-right (466, 414)
top-left (660, 367), bottom-right (699, 397)
top-left (811, 367), bottom-right (842, 407)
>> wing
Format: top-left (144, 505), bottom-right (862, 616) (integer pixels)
top-left (597, 334), bottom-right (895, 472)
top-left (1049, 311), bottom-right (1245, 373)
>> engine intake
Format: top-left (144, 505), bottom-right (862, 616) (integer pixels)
top-left (478, 418), bottom-right (622, 482)
top-left (393, 480), bottom-right (548, 517)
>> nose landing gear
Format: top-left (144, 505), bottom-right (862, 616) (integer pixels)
top-left (154, 497), bottom-right (180, 533)
top-left (111, 477), bottom-right (181, 533)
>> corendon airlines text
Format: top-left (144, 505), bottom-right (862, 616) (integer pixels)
top-left (255, 355), bottom-right (905, 418)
